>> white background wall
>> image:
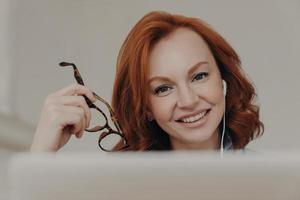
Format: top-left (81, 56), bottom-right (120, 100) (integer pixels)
top-left (0, 0), bottom-right (12, 114)
top-left (1, 0), bottom-right (300, 152)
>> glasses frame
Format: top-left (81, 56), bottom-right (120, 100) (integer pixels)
top-left (59, 62), bottom-right (129, 152)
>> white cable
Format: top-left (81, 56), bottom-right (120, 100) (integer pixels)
top-left (220, 80), bottom-right (227, 156)
top-left (220, 97), bottom-right (226, 157)
top-left (220, 112), bottom-right (226, 156)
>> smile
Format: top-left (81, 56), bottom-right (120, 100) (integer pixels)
top-left (177, 109), bottom-right (210, 123)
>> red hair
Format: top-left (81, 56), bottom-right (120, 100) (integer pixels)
top-left (112, 11), bottom-right (264, 150)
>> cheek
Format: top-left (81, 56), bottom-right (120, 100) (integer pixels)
top-left (194, 84), bottom-right (224, 104)
top-left (208, 88), bottom-right (223, 104)
top-left (149, 96), bottom-right (175, 122)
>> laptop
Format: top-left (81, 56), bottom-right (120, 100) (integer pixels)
top-left (8, 151), bottom-right (300, 200)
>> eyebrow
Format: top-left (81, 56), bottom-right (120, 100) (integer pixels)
top-left (147, 61), bottom-right (208, 84)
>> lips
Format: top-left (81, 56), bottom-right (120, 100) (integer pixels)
top-left (176, 109), bottom-right (211, 123)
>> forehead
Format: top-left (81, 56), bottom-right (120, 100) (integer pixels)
top-left (148, 28), bottom-right (215, 78)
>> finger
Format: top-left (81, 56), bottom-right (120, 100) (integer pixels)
top-left (56, 96), bottom-right (91, 128)
top-left (58, 106), bottom-right (86, 137)
top-left (69, 107), bottom-right (86, 138)
top-left (54, 83), bottom-right (96, 102)
top-left (75, 111), bottom-right (86, 139)
top-left (78, 127), bottom-right (85, 139)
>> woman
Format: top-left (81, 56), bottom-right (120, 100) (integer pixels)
top-left (31, 11), bottom-right (264, 152)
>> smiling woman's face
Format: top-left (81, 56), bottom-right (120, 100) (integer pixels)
top-left (148, 28), bottom-right (225, 150)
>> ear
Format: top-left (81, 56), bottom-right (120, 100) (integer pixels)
top-left (146, 111), bottom-right (154, 121)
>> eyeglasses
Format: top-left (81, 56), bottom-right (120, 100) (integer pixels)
top-left (59, 62), bottom-right (129, 152)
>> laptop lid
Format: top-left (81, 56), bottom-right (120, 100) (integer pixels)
top-left (8, 151), bottom-right (300, 200)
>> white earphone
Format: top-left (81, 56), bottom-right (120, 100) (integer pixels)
top-left (220, 80), bottom-right (227, 155)
top-left (222, 80), bottom-right (227, 96)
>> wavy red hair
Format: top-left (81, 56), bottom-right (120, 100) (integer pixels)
top-left (112, 11), bottom-right (264, 150)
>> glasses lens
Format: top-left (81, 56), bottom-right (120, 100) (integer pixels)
top-left (88, 105), bottom-right (107, 131)
top-left (99, 132), bottom-right (126, 152)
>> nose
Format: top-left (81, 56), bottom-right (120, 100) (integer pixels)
top-left (176, 85), bottom-right (199, 109)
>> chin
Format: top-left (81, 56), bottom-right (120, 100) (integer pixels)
top-left (174, 128), bottom-right (216, 145)
top-left (184, 133), bottom-right (214, 144)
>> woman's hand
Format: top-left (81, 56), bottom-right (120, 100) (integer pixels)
top-left (30, 84), bottom-right (96, 152)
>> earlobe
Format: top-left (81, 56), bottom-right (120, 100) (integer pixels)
top-left (146, 112), bottom-right (154, 121)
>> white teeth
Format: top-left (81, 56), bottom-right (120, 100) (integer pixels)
top-left (181, 111), bottom-right (207, 123)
